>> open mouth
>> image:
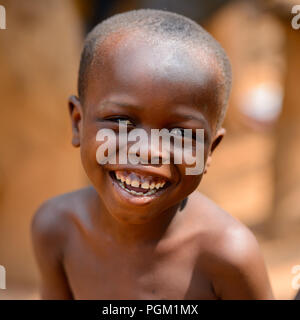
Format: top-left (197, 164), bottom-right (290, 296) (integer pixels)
top-left (109, 170), bottom-right (170, 197)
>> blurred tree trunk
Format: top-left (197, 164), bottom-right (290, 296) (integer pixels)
top-left (272, 23), bottom-right (300, 229)
top-left (0, 0), bottom-right (84, 295)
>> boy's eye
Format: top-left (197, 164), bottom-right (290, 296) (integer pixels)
top-left (169, 128), bottom-right (198, 141)
top-left (106, 117), bottom-right (134, 126)
top-left (170, 128), bottom-right (185, 136)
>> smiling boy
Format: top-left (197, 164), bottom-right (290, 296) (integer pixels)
top-left (31, 9), bottom-right (273, 300)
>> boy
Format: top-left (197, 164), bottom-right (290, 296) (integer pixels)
top-left (32, 9), bottom-right (274, 299)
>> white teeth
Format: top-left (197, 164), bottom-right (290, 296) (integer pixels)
top-left (131, 180), bottom-right (140, 188)
top-left (150, 182), bottom-right (156, 190)
top-left (141, 182), bottom-right (150, 189)
top-left (118, 181), bottom-right (157, 196)
top-left (116, 172), bottom-right (121, 180)
top-left (114, 171), bottom-right (167, 194)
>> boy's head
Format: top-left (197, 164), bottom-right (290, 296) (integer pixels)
top-left (69, 9), bottom-right (232, 224)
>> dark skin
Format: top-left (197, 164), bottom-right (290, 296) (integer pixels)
top-left (31, 31), bottom-right (274, 299)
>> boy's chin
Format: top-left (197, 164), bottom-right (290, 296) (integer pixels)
top-left (94, 171), bottom-right (175, 224)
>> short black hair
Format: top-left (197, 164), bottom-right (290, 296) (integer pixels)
top-left (78, 9), bottom-right (232, 128)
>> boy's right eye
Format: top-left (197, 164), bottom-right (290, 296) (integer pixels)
top-left (105, 117), bottom-right (135, 126)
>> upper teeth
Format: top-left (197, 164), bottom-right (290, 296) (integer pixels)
top-left (115, 171), bottom-right (166, 190)
top-left (141, 182), bottom-right (150, 189)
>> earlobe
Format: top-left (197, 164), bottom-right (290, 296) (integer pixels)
top-left (204, 155), bottom-right (212, 174)
top-left (68, 95), bottom-right (82, 148)
top-left (204, 128), bottom-right (226, 174)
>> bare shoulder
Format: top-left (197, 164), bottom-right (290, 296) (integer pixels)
top-left (31, 186), bottom-right (96, 250)
top-left (187, 191), bottom-right (256, 244)
top-left (31, 187), bottom-right (96, 299)
top-left (187, 191), bottom-right (273, 299)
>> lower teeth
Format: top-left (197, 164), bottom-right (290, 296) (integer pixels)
top-left (118, 181), bottom-right (157, 196)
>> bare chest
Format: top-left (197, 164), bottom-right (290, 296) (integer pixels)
top-left (63, 234), bottom-right (215, 300)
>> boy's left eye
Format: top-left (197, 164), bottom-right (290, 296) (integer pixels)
top-left (170, 128), bottom-right (185, 136)
top-left (169, 128), bottom-right (198, 141)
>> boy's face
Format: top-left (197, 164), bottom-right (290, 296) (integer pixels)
top-left (69, 31), bottom-right (226, 224)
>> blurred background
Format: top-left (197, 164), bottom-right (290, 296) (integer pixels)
top-left (0, 0), bottom-right (299, 299)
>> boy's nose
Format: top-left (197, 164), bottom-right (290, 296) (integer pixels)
top-left (127, 134), bottom-right (172, 165)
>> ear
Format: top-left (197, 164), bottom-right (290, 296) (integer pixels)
top-left (68, 95), bottom-right (83, 147)
top-left (204, 128), bottom-right (226, 174)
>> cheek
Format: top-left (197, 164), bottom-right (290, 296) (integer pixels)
top-left (182, 170), bottom-right (203, 187)
top-left (176, 162), bottom-right (203, 194)
top-left (79, 129), bottom-right (106, 182)
top-left (80, 133), bottom-right (96, 164)
top-left (175, 142), bottom-right (210, 178)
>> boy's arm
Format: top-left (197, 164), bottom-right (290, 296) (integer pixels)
top-left (209, 226), bottom-right (274, 300)
top-left (31, 202), bottom-right (73, 299)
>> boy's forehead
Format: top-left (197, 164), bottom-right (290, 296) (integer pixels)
top-left (86, 30), bottom-right (224, 126)
top-left (94, 31), bottom-right (222, 90)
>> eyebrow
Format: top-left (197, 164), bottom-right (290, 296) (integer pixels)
top-left (171, 107), bottom-right (211, 131)
top-left (172, 107), bottom-right (208, 123)
top-left (102, 101), bottom-right (207, 119)
top-left (99, 100), bottom-right (210, 129)
top-left (99, 100), bottom-right (143, 109)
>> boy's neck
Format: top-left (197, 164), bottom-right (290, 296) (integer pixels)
top-left (94, 197), bottom-right (184, 247)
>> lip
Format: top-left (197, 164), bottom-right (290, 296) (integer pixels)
top-left (108, 169), bottom-right (172, 206)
